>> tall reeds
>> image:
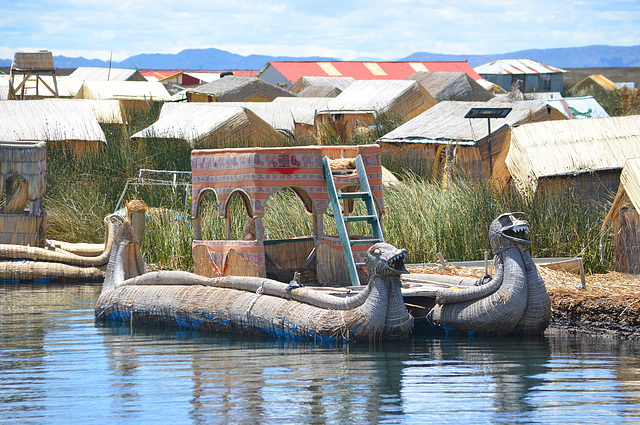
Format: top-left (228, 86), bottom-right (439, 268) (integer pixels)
top-left (43, 103), bottom-right (616, 274)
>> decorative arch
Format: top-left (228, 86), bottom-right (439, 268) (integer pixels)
top-left (263, 185), bottom-right (316, 215)
top-left (224, 189), bottom-right (254, 219)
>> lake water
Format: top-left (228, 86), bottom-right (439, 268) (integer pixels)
top-left (1, 282), bottom-right (640, 424)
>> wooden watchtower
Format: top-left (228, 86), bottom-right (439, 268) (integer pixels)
top-left (9, 50), bottom-right (59, 100)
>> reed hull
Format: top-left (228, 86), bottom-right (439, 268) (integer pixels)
top-left (96, 283), bottom-right (386, 343)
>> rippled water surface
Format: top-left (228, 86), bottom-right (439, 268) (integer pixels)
top-left (2, 283), bottom-right (640, 424)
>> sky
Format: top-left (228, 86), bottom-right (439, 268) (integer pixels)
top-left (1, 0), bottom-right (639, 62)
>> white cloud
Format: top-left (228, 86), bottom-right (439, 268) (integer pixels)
top-left (0, 0), bottom-right (638, 61)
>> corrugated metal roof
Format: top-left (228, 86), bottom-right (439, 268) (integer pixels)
top-left (504, 116), bottom-right (640, 195)
top-left (159, 102), bottom-right (295, 132)
top-left (516, 96), bottom-right (610, 119)
top-left (131, 105), bottom-right (280, 146)
top-left (0, 99), bottom-right (107, 143)
top-left (316, 80), bottom-right (433, 115)
top-left (260, 61), bottom-right (482, 82)
top-left (378, 100), bottom-right (561, 144)
top-left (474, 59), bottom-right (566, 75)
top-left (74, 80), bottom-right (172, 101)
top-left (273, 97), bottom-right (335, 125)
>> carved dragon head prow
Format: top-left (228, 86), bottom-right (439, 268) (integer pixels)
top-left (365, 242), bottom-right (409, 278)
top-left (489, 212), bottom-right (532, 252)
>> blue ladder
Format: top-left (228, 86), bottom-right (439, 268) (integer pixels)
top-left (322, 155), bottom-right (384, 286)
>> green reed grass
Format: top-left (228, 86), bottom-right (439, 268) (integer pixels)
top-left (43, 103), bottom-right (616, 274)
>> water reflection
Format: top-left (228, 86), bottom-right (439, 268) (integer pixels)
top-left (2, 283), bottom-right (640, 424)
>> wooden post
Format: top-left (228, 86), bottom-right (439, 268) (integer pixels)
top-left (579, 257), bottom-right (586, 289)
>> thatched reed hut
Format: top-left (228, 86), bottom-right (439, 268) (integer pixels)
top-left (272, 97), bottom-right (334, 137)
top-left (377, 101), bottom-right (566, 179)
top-left (0, 141), bottom-right (46, 246)
top-left (407, 71), bottom-right (494, 102)
top-left (315, 80), bottom-right (438, 142)
top-left (288, 76), bottom-right (356, 97)
top-left (602, 158), bottom-right (640, 274)
top-left (492, 115), bottom-right (640, 200)
top-left (69, 67), bottom-right (146, 82)
top-left (0, 99), bottom-right (107, 151)
top-left (74, 80), bottom-right (171, 114)
top-left (130, 104), bottom-right (284, 148)
top-left (186, 76), bottom-right (295, 103)
top-left (569, 74), bottom-right (620, 95)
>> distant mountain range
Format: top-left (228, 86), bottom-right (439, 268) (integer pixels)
top-left (1, 45), bottom-right (638, 70)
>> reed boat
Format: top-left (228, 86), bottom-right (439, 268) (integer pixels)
top-left (94, 220), bottom-right (413, 342)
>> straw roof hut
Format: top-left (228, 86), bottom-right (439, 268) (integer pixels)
top-left (69, 67), bottom-right (146, 82)
top-left (74, 80), bottom-right (171, 114)
top-left (158, 102), bottom-right (295, 134)
top-left (493, 115), bottom-right (640, 199)
top-left (602, 158), bottom-right (640, 274)
top-left (288, 76), bottom-right (355, 95)
top-left (569, 74), bottom-right (620, 94)
top-left (297, 85), bottom-right (344, 98)
top-left (377, 101), bottom-right (566, 179)
top-left (130, 104), bottom-right (283, 148)
top-left (74, 80), bottom-right (171, 101)
top-left (0, 141), bottom-right (47, 246)
top-left (0, 99), bottom-right (107, 151)
top-left (186, 76), bottom-right (295, 102)
top-left (407, 71), bottom-right (494, 102)
top-left (272, 97), bottom-right (334, 136)
top-left (316, 80), bottom-right (438, 142)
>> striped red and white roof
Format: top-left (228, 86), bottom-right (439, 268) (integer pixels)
top-left (474, 59), bottom-right (566, 75)
top-left (259, 61), bottom-right (482, 81)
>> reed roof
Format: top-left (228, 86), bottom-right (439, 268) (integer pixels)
top-left (501, 115), bottom-right (640, 196)
top-left (130, 105), bottom-right (281, 146)
top-left (74, 80), bottom-right (171, 101)
top-left (407, 71), bottom-right (494, 102)
top-left (297, 85), bottom-right (343, 98)
top-left (188, 76), bottom-right (294, 102)
top-left (158, 102), bottom-right (295, 133)
top-left (0, 99), bottom-right (107, 144)
top-left (603, 157), bottom-right (640, 229)
top-left (272, 97), bottom-right (334, 125)
top-left (378, 100), bottom-right (563, 145)
top-left (316, 79), bottom-right (437, 117)
top-left (12, 51), bottom-right (55, 73)
top-left (288, 76), bottom-right (355, 94)
top-left (69, 67), bottom-right (146, 81)
top-left (570, 74), bottom-right (620, 93)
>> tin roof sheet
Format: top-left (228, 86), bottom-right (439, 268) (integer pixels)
top-left (474, 59), bottom-right (566, 75)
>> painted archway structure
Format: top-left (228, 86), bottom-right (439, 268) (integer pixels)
top-left (190, 144), bottom-right (384, 285)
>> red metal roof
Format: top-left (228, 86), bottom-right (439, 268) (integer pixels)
top-left (262, 61), bottom-right (482, 82)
